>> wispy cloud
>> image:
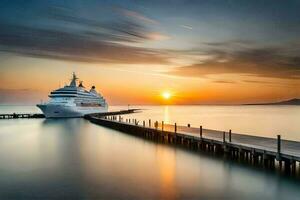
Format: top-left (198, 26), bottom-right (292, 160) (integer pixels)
top-left (117, 8), bottom-right (159, 25)
top-left (242, 80), bottom-right (273, 84)
top-left (213, 80), bottom-right (236, 84)
top-left (0, 5), bottom-right (171, 64)
top-left (168, 42), bottom-right (300, 80)
top-left (0, 88), bottom-right (35, 92)
top-left (180, 25), bottom-right (193, 30)
top-left (46, 6), bottom-right (156, 43)
top-left (0, 23), bottom-right (169, 64)
top-left (0, 88), bottom-right (43, 104)
top-left (145, 32), bottom-right (170, 41)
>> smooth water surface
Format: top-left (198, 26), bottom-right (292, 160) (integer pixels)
top-left (0, 105), bottom-right (300, 199)
top-left (2, 105), bottom-right (299, 140)
top-left (114, 105), bottom-right (300, 141)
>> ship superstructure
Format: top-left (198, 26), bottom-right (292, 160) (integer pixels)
top-left (37, 73), bottom-right (108, 118)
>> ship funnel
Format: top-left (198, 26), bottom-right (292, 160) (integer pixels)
top-left (79, 81), bottom-right (84, 88)
top-left (90, 86), bottom-right (97, 93)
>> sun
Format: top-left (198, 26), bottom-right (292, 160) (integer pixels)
top-left (162, 91), bottom-right (171, 100)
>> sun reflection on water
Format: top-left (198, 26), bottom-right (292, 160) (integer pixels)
top-left (163, 106), bottom-right (170, 124)
top-left (156, 146), bottom-right (176, 200)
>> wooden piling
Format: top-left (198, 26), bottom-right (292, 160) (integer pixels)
top-left (276, 135), bottom-right (281, 161)
top-left (277, 135), bottom-right (281, 154)
top-left (200, 126), bottom-right (202, 139)
top-left (229, 129), bottom-right (232, 143)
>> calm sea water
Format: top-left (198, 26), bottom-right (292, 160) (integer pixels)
top-left (0, 105), bottom-right (300, 199)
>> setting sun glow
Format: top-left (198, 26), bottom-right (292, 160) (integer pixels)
top-left (162, 92), bottom-right (171, 100)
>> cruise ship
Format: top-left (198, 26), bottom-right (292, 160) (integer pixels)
top-left (37, 73), bottom-right (108, 118)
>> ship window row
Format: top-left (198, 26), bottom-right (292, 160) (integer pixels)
top-left (49, 95), bottom-right (77, 98)
top-left (52, 91), bottom-right (91, 94)
top-left (53, 89), bottom-right (98, 94)
top-left (51, 91), bottom-right (99, 96)
top-left (75, 96), bottom-right (104, 100)
top-left (75, 100), bottom-right (105, 104)
top-left (51, 92), bottom-right (101, 98)
top-left (74, 98), bottom-right (105, 102)
top-left (74, 97), bottom-right (104, 101)
top-left (49, 96), bottom-right (105, 103)
top-left (74, 97), bottom-right (105, 101)
top-left (74, 100), bottom-right (106, 104)
top-left (49, 94), bottom-right (103, 99)
top-left (49, 95), bottom-right (105, 101)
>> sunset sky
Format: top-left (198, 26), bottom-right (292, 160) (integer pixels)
top-left (0, 0), bottom-right (300, 105)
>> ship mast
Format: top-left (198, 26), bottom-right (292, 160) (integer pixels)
top-left (70, 72), bottom-right (78, 87)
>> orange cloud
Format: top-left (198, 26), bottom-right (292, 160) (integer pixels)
top-left (146, 32), bottom-right (170, 41)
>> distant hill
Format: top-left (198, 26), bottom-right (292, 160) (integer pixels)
top-left (245, 98), bottom-right (300, 105)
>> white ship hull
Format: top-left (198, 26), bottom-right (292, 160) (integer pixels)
top-left (37, 104), bottom-right (108, 118)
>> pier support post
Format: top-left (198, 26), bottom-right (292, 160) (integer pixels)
top-left (162, 121), bottom-right (164, 131)
top-left (174, 123), bottom-right (177, 143)
top-left (223, 131), bottom-right (225, 143)
top-left (276, 135), bottom-right (282, 162)
top-left (143, 121), bottom-right (145, 127)
top-left (291, 160), bottom-right (296, 174)
top-left (149, 119), bottom-right (151, 127)
top-left (277, 134), bottom-right (281, 153)
top-left (200, 126), bottom-right (202, 139)
top-left (229, 129), bottom-right (232, 143)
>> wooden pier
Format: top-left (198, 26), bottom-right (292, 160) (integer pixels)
top-left (0, 113), bottom-right (45, 119)
top-left (0, 109), bottom-right (139, 120)
top-left (86, 109), bottom-right (141, 117)
top-left (86, 115), bottom-right (300, 175)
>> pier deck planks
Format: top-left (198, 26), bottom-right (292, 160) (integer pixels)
top-left (162, 124), bottom-right (300, 159)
